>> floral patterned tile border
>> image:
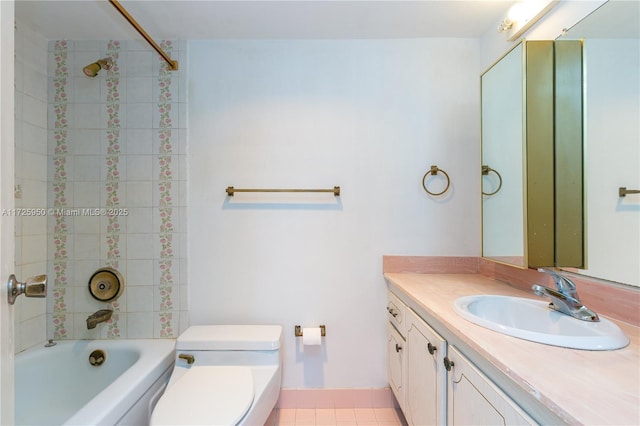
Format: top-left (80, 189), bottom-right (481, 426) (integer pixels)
top-left (105, 40), bottom-right (122, 338)
top-left (51, 40), bottom-right (70, 340)
top-left (157, 40), bottom-right (176, 338)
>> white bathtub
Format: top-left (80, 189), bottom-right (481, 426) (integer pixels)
top-left (15, 339), bottom-right (175, 426)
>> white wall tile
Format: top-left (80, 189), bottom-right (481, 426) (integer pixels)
top-left (73, 155), bottom-right (103, 181)
top-left (125, 181), bottom-right (153, 207)
top-left (126, 103), bottom-right (153, 128)
top-left (21, 235), bottom-right (48, 264)
top-left (22, 94), bottom-right (48, 128)
top-left (19, 315), bottom-right (47, 351)
top-left (126, 77), bottom-right (153, 103)
top-left (38, 37), bottom-right (187, 342)
top-left (126, 155), bottom-right (153, 181)
top-left (126, 207), bottom-right (154, 234)
top-left (74, 234), bottom-right (101, 260)
top-left (22, 121), bottom-right (47, 154)
top-left (73, 181), bottom-right (103, 207)
top-left (73, 215), bottom-right (101, 234)
top-left (126, 129), bottom-right (153, 154)
top-left (126, 51), bottom-right (154, 77)
top-left (127, 286), bottom-right (154, 312)
top-left (74, 102), bottom-right (105, 129)
top-left (126, 233), bottom-right (155, 259)
top-left (21, 179), bottom-right (48, 206)
top-left (21, 151), bottom-right (47, 181)
top-left (127, 312), bottom-right (153, 338)
top-left (23, 66), bottom-right (48, 101)
top-left (71, 129), bottom-right (103, 155)
top-left (73, 76), bottom-right (103, 103)
top-left (126, 259), bottom-right (154, 286)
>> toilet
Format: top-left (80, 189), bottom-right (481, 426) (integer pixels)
top-left (150, 325), bottom-right (283, 426)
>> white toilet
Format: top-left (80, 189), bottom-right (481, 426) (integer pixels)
top-left (150, 325), bottom-right (283, 426)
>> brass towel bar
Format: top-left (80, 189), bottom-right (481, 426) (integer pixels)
top-left (619, 187), bottom-right (640, 197)
top-left (226, 186), bottom-right (340, 196)
top-left (109, 0), bottom-right (179, 71)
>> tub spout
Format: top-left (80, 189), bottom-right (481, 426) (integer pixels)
top-left (87, 309), bottom-right (113, 329)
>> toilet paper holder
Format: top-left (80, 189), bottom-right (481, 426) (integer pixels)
top-left (295, 325), bottom-right (326, 337)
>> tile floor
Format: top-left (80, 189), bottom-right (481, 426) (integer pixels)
top-left (264, 407), bottom-right (407, 426)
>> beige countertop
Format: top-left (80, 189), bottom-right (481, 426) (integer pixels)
top-left (384, 272), bottom-right (640, 426)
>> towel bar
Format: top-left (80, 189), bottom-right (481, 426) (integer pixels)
top-left (226, 186), bottom-right (340, 196)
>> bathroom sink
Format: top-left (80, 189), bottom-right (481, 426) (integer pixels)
top-left (453, 295), bottom-right (629, 350)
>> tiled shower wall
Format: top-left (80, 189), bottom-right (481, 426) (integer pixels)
top-left (47, 39), bottom-right (188, 340)
top-left (14, 22), bottom-right (49, 352)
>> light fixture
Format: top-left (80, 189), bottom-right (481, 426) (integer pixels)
top-left (83, 58), bottom-right (113, 78)
top-left (497, 19), bottom-right (514, 33)
top-left (499, 0), bottom-right (558, 41)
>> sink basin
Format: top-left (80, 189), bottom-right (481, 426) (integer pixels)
top-left (454, 295), bottom-right (629, 350)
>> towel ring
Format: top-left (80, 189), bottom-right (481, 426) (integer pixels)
top-left (422, 165), bottom-right (450, 196)
top-left (482, 165), bottom-right (502, 196)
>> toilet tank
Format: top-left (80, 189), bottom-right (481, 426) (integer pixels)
top-left (177, 325), bottom-right (282, 351)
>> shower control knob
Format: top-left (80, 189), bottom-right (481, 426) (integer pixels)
top-left (7, 274), bottom-right (47, 305)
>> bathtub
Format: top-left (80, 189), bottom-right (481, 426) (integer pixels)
top-left (15, 339), bottom-right (175, 426)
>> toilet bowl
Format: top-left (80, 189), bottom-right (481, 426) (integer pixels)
top-left (150, 325), bottom-right (283, 426)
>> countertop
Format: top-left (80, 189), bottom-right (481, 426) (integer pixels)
top-left (384, 272), bottom-right (640, 425)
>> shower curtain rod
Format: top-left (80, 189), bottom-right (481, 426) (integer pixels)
top-left (109, 0), bottom-right (179, 71)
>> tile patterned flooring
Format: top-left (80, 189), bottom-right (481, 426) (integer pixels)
top-left (265, 407), bottom-right (407, 426)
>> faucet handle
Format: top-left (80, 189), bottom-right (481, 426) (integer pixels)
top-left (24, 275), bottom-right (47, 297)
top-left (537, 268), bottom-right (578, 297)
top-left (7, 274), bottom-right (47, 305)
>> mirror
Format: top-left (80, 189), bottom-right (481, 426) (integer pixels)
top-left (481, 43), bottom-right (526, 267)
top-left (481, 40), bottom-right (584, 269)
top-left (559, 0), bottom-right (640, 287)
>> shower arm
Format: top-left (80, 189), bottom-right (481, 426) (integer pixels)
top-left (108, 0), bottom-right (179, 71)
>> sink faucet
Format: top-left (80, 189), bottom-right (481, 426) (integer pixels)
top-left (532, 268), bottom-right (599, 322)
top-left (86, 309), bottom-right (113, 329)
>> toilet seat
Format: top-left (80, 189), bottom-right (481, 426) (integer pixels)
top-left (151, 366), bottom-right (255, 425)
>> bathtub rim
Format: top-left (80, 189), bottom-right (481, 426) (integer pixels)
top-left (15, 339), bottom-right (175, 426)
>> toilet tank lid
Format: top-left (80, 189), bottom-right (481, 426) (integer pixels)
top-left (176, 325), bottom-right (282, 350)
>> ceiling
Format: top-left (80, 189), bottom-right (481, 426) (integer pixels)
top-left (15, 0), bottom-right (517, 40)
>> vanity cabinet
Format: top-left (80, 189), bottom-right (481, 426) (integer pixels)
top-left (386, 291), bottom-right (407, 410)
top-left (406, 309), bottom-right (446, 426)
top-left (446, 346), bottom-right (535, 425)
top-left (387, 322), bottom-right (405, 410)
top-left (387, 291), bottom-right (535, 426)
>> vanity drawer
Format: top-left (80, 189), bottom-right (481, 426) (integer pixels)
top-left (387, 291), bottom-right (407, 335)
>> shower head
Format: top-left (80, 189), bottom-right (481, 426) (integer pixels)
top-left (83, 58), bottom-right (113, 77)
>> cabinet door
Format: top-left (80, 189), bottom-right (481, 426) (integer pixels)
top-left (446, 346), bottom-right (535, 426)
top-left (406, 309), bottom-right (447, 426)
top-left (387, 291), bottom-right (406, 334)
top-left (387, 322), bottom-right (406, 410)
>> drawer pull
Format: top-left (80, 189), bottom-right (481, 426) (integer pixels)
top-left (427, 342), bottom-right (437, 355)
top-left (387, 307), bottom-right (399, 318)
top-left (179, 353), bottom-right (195, 365)
top-left (443, 356), bottom-right (454, 371)
top-left (395, 343), bottom-right (403, 353)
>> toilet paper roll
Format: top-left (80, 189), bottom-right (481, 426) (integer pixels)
top-left (302, 327), bottom-right (322, 346)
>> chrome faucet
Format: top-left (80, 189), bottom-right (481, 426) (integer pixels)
top-left (532, 268), bottom-right (599, 322)
top-left (86, 309), bottom-right (113, 329)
